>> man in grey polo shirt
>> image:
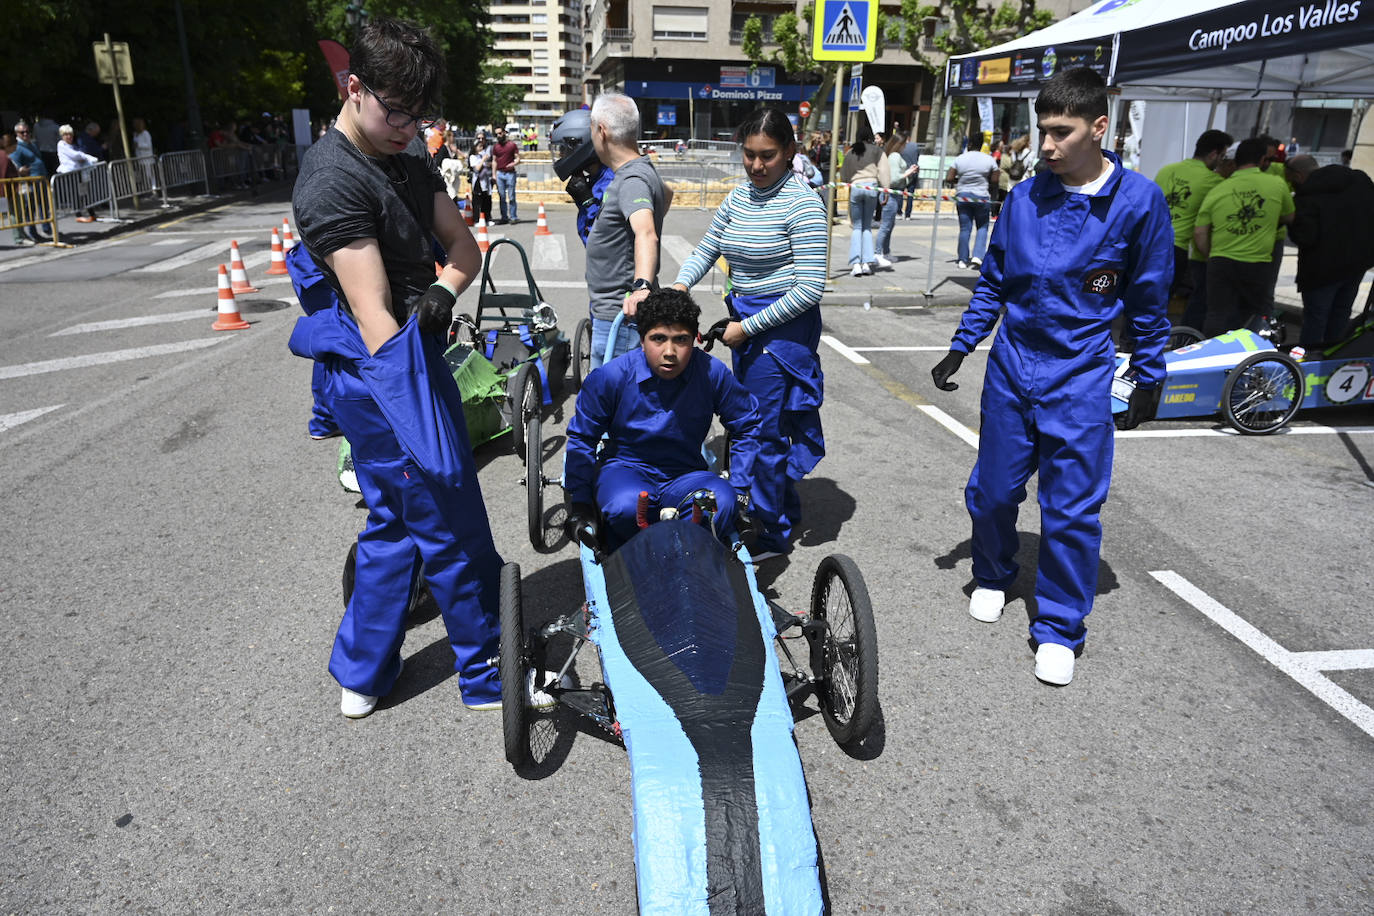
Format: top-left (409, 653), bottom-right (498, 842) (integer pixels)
top-left (584, 92), bottom-right (670, 368)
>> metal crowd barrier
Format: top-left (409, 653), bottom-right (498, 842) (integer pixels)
top-left (208, 146), bottom-right (255, 190)
top-left (107, 156), bottom-right (170, 215)
top-left (51, 163), bottom-right (116, 221)
top-left (158, 149), bottom-right (211, 196)
top-left (1, 175), bottom-right (60, 242)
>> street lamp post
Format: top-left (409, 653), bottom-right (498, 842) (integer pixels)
top-left (345, 2), bottom-right (369, 39)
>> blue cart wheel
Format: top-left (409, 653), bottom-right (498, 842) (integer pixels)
top-left (810, 554), bottom-right (879, 746)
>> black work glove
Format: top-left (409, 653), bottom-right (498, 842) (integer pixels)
top-left (415, 281), bottom-right (456, 338)
top-left (931, 350), bottom-right (966, 391)
top-left (700, 317), bottom-right (732, 352)
top-left (565, 501), bottom-right (599, 548)
top-left (1116, 383), bottom-right (1161, 431)
top-left (565, 174), bottom-right (594, 208)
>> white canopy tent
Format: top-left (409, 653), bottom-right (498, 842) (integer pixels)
top-left (920, 0), bottom-right (1374, 296)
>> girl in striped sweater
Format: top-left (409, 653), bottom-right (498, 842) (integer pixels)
top-left (673, 107), bottom-right (829, 560)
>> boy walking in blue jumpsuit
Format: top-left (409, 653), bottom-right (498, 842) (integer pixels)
top-left (931, 68), bottom-right (1172, 686)
top-left (564, 288), bottom-right (764, 550)
top-left (288, 17), bottom-right (505, 717)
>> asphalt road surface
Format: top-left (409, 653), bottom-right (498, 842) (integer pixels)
top-left (2, 193), bottom-right (1372, 914)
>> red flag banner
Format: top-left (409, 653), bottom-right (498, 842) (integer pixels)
top-left (318, 40), bottom-right (351, 101)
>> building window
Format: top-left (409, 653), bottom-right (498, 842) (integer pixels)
top-left (534, 66), bottom-right (550, 76)
top-left (533, 48), bottom-right (549, 58)
top-left (531, 13), bottom-right (547, 23)
top-left (652, 6), bottom-right (707, 40)
top-left (532, 30), bottom-right (547, 39)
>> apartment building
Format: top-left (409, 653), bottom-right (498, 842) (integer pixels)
top-left (584, 0), bottom-right (946, 140)
top-left (489, 0), bottom-right (587, 132)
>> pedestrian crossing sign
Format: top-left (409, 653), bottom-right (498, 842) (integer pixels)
top-left (812, 0), bottom-right (876, 62)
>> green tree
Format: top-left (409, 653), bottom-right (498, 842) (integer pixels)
top-left (740, 5), bottom-right (838, 135)
top-left (890, 1), bottom-right (1054, 142)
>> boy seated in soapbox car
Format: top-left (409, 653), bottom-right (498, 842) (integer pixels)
top-left (562, 288), bottom-right (765, 551)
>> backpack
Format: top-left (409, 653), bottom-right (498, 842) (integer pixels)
top-left (1006, 150), bottom-right (1029, 182)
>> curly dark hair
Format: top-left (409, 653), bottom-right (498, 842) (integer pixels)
top-left (636, 287), bottom-right (700, 337)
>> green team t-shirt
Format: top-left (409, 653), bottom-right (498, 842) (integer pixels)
top-left (1195, 167), bottom-right (1295, 263)
top-left (1258, 164), bottom-right (1291, 245)
top-left (1154, 157), bottom-right (1223, 260)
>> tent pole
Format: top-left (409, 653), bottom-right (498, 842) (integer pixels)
top-left (923, 83), bottom-right (954, 301)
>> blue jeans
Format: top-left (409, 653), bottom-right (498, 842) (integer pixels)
top-left (589, 313), bottom-right (639, 369)
top-left (847, 183), bottom-right (878, 266)
top-left (956, 197), bottom-right (991, 263)
top-left (874, 193), bottom-right (900, 257)
top-left (495, 170), bottom-right (517, 221)
top-left (1300, 275), bottom-right (1362, 349)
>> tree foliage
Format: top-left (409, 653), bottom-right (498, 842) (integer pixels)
top-left (890, 0), bottom-right (1054, 72)
top-left (0, 0), bottom-right (509, 146)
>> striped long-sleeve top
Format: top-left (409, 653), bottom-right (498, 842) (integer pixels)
top-left (674, 171), bottom-right (828, 336)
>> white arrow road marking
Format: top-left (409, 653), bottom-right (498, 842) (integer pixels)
top-left (0, 405), bottom-right (64, 432)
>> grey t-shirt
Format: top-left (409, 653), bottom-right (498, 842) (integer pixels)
top-left (292, 128), bottom-right (445, 325)
top-left (584, 155), bottom-right (667, 320)
top-left (953, 150), bottom-right (997, 198)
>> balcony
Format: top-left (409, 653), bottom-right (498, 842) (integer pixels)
top-left (729, 28), bottom-right (774, 44)
top-left (604, 28), bottom-right (633, 41)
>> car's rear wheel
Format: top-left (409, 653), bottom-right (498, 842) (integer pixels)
top-left (1221, 351), bottom-right (1304, 434)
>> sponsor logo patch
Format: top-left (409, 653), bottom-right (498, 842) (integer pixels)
top-left (1083, 268), bottom-right (1119, 296)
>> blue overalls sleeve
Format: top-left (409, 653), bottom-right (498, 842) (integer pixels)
top-left (950, 192), bottom-right (1013, 354)
top-left (565, 369), bottom-right (614, 506)
top-left (710, 358), bottom-right (764, 493)
top-left (1122, 182), bottom-right (1174, 388)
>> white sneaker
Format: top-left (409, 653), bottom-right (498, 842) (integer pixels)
top-left (874, 255), bottom-right (892, 269)
top-left (341, 658), bottom-right (402, 718)
top-left (1034, 643), bottom-right (1075, 685)
top-left (956, 260), bottom-right (970, 270)
top-left (861, 263), bottom-right (872, 275)
top-left (527, 670), bottom-right (568, 709)
top-left (850, 262), bottom-right (864, 277)
top-left (970, 257), bottom-right (983, 268)
top-left (968, 587), bottom-right (1005, 623)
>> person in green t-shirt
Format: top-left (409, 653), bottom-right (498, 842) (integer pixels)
top-left (1193, 137), bottom-right (1295, 336)
top-left (1258, 136), bottom-right (1294, 312)
top-left (1153, 129), bottom-right (1232, 330)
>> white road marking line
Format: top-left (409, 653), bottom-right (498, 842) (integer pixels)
top-left (486, 277), bottom-right (586, 290)
top-left (850, 345), bottom-right (967, 352)
top-left (0, 405), bottom-right (64, 432)
top-left (151, 238), bottom-right (188, 246)
top-left (820, 335), bottom-right (870, 364)
top-left (919, 404), bottom-right (980, 449)
top-left (1150, 570), bottom-right (1374, 740)
top-left (531, 233), bottom-right (568, 272)
top-left (0, 338), bottom-right (226, 380)
top-left (132, 240), bottom-right (227, 273)
top-left (1291, 649), bottom-right (1374, 671)
top-left (661, 234), bottom-right (695, 269)
top-left (50, 309), bottom-right (210, 336)
top-left (153, 276), bottom-right (292, 298)
top-left (1117, 425), bottom-right (1374, 439)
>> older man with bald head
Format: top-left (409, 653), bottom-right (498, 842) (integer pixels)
top-left (1284, 153), bottom-right (1374, 351)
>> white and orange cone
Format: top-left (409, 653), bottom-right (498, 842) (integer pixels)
top-left (535, 202), bottom-right (551, 236)
top-left (228, 240), bottom-right (259, 293)
top-left (476, 216), bottom-right (490, 253)
top-left (281, 217), bottom-right (296, 250)
top-left (212, 265), bottom-right (251, 331)
top-left (266, 228), bottom-right (288, 276)
top-left (459, 199), bottom-right (474, 227)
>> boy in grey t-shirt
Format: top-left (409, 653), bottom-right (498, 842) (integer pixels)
top-left (583, 93), bottom-right (670, 367)
top-left (945, 137), bottom-right (998, 268)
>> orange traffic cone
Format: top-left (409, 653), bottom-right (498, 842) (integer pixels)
top-left (228, 240), bottom-right (259, 293)
top-left (281, 217), bottom-right (296, 250)
top-left (476, 216), bottom-right (490, 253)
top-left (266, 229), bottom-right (288, 276)
top-left (212, 265), bottom-right (251, 331)
top-left (535, 202), bottom-right (551, 236)
top-left (460, 199), bottom-right (474, 227)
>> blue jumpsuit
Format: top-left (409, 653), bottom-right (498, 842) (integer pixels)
top-left (565, 348), bottom-right (764, 549)
top-left (289, 306), bottom-right (503, 704)
top-left (950, 152), bottom-right (1172, 652)
top-left (728, 292), bottom-right (825, 554)
top-left (285, 242), bottom-right (341, 439)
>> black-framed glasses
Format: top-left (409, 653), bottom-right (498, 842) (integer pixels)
top-left (359, 80), bottom-right (437, 131)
